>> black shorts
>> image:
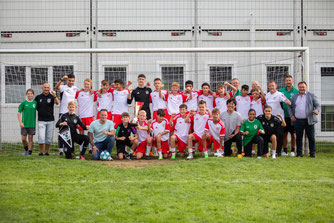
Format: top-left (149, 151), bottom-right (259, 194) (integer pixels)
top-left (284, 117), bottom-right (295, 134)
top-left (116, 139), bottom-right (133, 154)
top-left (21, 128), bottom-right (36, 136)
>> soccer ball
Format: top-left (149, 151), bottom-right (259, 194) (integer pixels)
top-left (100, 151), bottom-right (112, 161)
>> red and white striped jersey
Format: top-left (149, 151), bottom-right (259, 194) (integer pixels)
top-left (75, 90), bottom-right (97, 118)
top-left (172, 115), bottom-right (191, 143)
top-left (190, 112), bottom-right (210, 138)
top-left (150, 118), bottom-right (170, 142)
top-left (137, 120), bottom-right (151, 143)
top-left (205, 118), bottom-right (225, 142)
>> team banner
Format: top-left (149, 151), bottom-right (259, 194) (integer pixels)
top-left (59, 128), bottom-right (72, 148)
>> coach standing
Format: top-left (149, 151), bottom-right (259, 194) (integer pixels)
top-left (35, 83), bottom-right (59, 156)
top-left (287, 81), bottom-right (320, 158)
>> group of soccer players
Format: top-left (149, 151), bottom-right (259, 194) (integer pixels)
top-left (18, 73), bottom-right (299, 160)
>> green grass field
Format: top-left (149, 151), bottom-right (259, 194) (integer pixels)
top-left (0, 152), bottom-right (333, 223)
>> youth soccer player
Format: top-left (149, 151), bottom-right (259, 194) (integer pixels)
top-left (56, 101), bottom-right (90, 160)
top-left (202, 108), bottom-right (225, 157)
top-left (250, 88), bottom-right (265, 117)
top-left (213, 83), bottom-right (233, 113)
top-left (150, 78), bottom-right (168, 120)
top-left (55, 74), bottom-right (78, 155)
top-left (182, 80), bottom-right (201, 111)
top-left (170, 104), bottom-right (192, 159)
top-left (240, 109), bottom-right (265, 158)
top-left (197, 82), bottom-right (215, 112)
top-left (149, 109), bottom-right (170, 160)
top-left (235, 85), bottom-right (252, 120)
top-left (166, 82), bottom-right (189, 121)
top-left (187, 100), bottom-right (211, 159)
top-left (110, 79), bottom-right (130, 128)
top-left (96, 80), bottom-right (113, 120)
top-left (257, 105), bottom-right (286, 159)
top-left (115, 112), bottom-right (138, 160)
top-left (17, 89), bottom-right (37, 156)
top-left (135, 110), bottom-right (153, 160)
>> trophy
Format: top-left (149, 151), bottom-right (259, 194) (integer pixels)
top-left (132, 101), bottom-right (144, 124)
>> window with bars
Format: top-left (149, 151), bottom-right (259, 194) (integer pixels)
top-left (209, 66), bottom-right (232, 90)
top-left (104, 67), bottom-right (127, 85)
top-left (31, 68), bottom-right (48, 96)
top-left (321, 105), bottom-right (334, 132)
top-left (266, 66), bottom-right (289, 91)
top-left (52, 66), bottom-right (74, 89)
top-left (5, 66), bottom-right (26, 103)
top-left (161, 66), bottom-right (184, 91)
top-left (321, 67), bottom-right (334, 101)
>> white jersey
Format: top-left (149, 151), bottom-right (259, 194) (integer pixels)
top-left (137, 120), bottom-right (150, 143)
top-left (96, 92), bottom-right (113, 112)
top-left (150, 118), bottom-right (170, 142)
top-left (59, 84), bottom-right (79, 114)
top-left (167, 93), bottom-right (188, 115)
top-left (198, 94), bottom-right (214, 111)
top-left (250, 98), bottom-right (265, 117)
top-left (182, 90), bottom-right (200, 111)
top-left (213, 92), bottom-right (232, 113)
top-left (111, 89), bottom-right (129, 115)
top-left (150, 90), bottom-right (168, 111)
top-left (190, 112), bottom-right (210, 137)
top-left (205, 118), bottom-right (225, 142)
top-left (172, 115), bottom-right (191, 143)
top-left (75, 90), bottom-right (97, 118)
top-left (265, 91), bottom-right (287, 119)
top-left (235, 95), bottom-right (252, 120)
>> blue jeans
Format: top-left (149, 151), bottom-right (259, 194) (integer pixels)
top-left (295, 119), bottom-right (315, 156)
top-left (92, 136), bottom-right (115, 160)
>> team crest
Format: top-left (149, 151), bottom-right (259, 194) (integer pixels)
top-left (145, 91), bottom-right (149, 94)
top-left (47, 98), bottom-right (51, 103)
top-left (40, 99), bottom-right (42, 102)
top-left (33, 104), bottom-right (36, 108)
top-left (270, 123), bottom-right (274, 127)
top-left (74, 119), bottom-right (77, 124)
top-left (254, 125), bottom-right (258, 129)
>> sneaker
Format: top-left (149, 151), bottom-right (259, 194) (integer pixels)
top-left (272, 154), bottom-right (276, 159)
top-left (80, 155), bottom-right (85, 160)
top-left (22, 151), bottom-right (28, 156)
top-left (145, 156), bottom-right (151, 160)
top-left (158, 157), bottom-right (163, 160)
top-left (186, 154), bottom-right (193, 160)
top-left (171, 154), bottom-right (176, 160)
top-left (28, 153), bottom-right (32, 157)
top-left (59, 152), bottom-right (64, 156)
top-left (149, 152), bottom-right (155, 157)
top-left (204, 154), bottom-right (209, 159)
top-left (39, 152), bottom-right (43, 156)
top-left (216, 153), bottom-right (224, 158)
top-left (45, 153), bottom-right (50, 156)
top-left (290, 152), bottom-right (295, 157)
top-left (126, 154), bottom-right (134, 160)
top-left (281, 152), bottom-right (288, 156)
top-left (257, 156), bottom-right (262, 159)
top-left (214, 152), bottom-right (218, 157)
top-left (108, 157), bottom-right (113, 161)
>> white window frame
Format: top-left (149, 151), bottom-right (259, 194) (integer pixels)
top-left (157, 61), bottom-right (189, 90)
top-left (99, 61), bottom-right (129, 89)
top-left (206, 63), bottom-right (236, 91)
top-left (315, 62), bottom-right (334, 136)
top-left (261, 61), bottom-right (293, 92)
top-left (1, 62), bottom-right (76, 107)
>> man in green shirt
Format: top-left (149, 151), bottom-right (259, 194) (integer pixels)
top-left (279, 75), bottom-right (299, 157)
top-left (240, 109), bottom-right (265, 158)
top-left (17, 89), bottom-right (37, 156)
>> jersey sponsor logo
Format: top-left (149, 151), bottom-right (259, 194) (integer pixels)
top-left (254, 125), bottom-right (258, 129)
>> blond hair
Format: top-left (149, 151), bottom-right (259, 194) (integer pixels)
top-left (171, 82), bottom-right (180, 87)
top-left (138, 110), bottom-right (147, 116)
top-left (84, 78), bottom-right (92, 85)
top-left (68, 101), bottom-right (77, 107)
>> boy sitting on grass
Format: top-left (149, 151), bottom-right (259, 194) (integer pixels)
top-left (115, 112), bottom-right (138, 160)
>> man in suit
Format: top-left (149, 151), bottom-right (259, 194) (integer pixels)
top-left (287, 81), bottom-right (320, 157)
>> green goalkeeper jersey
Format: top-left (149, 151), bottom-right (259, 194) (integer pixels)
top-left (240, 119), bottom-right (264, 146)
top-left (18, 100), bottom-right (37, 128)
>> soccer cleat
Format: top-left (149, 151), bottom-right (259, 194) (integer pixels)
top-left (80, 155), bottom-right (85, 160)
top-left (59, 152), bottom-right (64, 156)
top-left (39, 153), bottom-right (43, 156)
top-left (22, 151), bottom-right (28, 156)
top-left (281, 152), bottom-right (288, 156)
top-left (216, 153), bottom-right (224, 158)
top-left (158, 157), bottom-right (163, 160)
top-left (204, 154), bottom-right (209, 159)
top-left (171, 154), bottom-right (176, 160)
top-left (132, 152), bottom-right (136, 156)
top-left (213, 152), bottom-right (218, 157)
top-left (108, 157), bottom-right (113, 161)
top-left (149, 152), bottom-right (155, 157)
top-left (186, 154), bottom-right (193, 160)
top-left (45, 153), bottom-right (50, 156)
top-left (290, 152), bottom-right (295, 157)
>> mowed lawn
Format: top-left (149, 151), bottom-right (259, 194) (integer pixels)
top-left (0, 152), bottom-right (333, 223)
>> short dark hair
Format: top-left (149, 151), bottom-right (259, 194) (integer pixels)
top-left (154, 78), bottom-right (161, 82)
top-left (114, 79), bottom-right (124, 86)
top-left (101, 80), bottom-right (109, 86)
top-left (241, 85), bottom-right (249, 91)
top-left (138, 74), bottom-right (146, 79)
top-left (67, 74), bottom-right (75, 79)
top-left (201, 82), bottom-right (210, 88)
top-left (248, 108), bottom-right (256, 114)
top-left (285, 75), bottom-right (293, 80)
top-left (298, 81), bottom-right (307, 86)
top-left (100, 109), bottom-right (108, 114)
top-left (121, 112), bottom-right (130, 118)
top-left (26, 88), bottom-right (34, 95)
top-left (263, 105), bottom-right (272, 110)
top-left (185, 80), bottom-right (193, 87)
top-left (198, 100), bottom-right (207, 105)
top-left (226, 98), bottom-right (236, 106)
top-left (179, 104), bottom-right (187, 110)
top-left (250, 88), bottom-right (259, 93)
top-left (212, 108), bottom-right (220, 115)
top-left (157, 109), bottom-right (165, 117)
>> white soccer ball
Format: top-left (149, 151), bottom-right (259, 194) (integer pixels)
top-left (100, 151), bottom-right (111, 161)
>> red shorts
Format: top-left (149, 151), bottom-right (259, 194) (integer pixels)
top-left (175, 135), bottom-right (187, 153)
top-left (153, 109), bottom-right (168, 121)
top-left (136, 141), bottom-right (147, 154)
top-left (153, 140), bottom-right (169, 154)
top-left (97, 111), bottom-right (112, 120)
top-left (209, 135), bottom-right (224, 151)
top-left (113, 114), bottom-right (122, 128)
top-left (78, 117), bottom-right (94, 130)
top-left (193, 133), bottom-right (210, 151)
